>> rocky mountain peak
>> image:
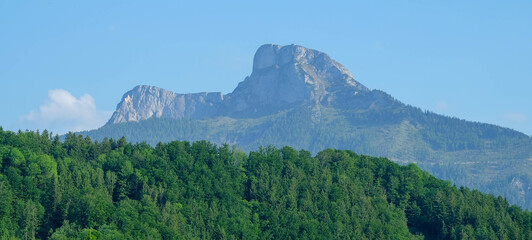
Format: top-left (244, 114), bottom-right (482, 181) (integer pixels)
top-left (225, 44), bottom-right (369, 115)
top-left (108, 44), bottom-right (376, 123)
top-left (107, 85), bottom-right (223, 124)
top-left (252, 44), bottom-right (311, 71)
top-left (252, 44), bottom-right (358, 83)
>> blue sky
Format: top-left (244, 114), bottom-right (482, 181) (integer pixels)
top-left (1, 1), bottom-right (531, 135)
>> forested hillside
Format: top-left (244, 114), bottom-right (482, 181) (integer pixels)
top-left (81, 103), bottom-right (532, 210)
top-left (1, 128), bottom-right (531, 239)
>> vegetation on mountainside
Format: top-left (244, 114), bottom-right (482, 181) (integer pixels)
top-left (1, 128), bottom-right (531, 239)
top-left (80, 104), bottom-right (532, 210)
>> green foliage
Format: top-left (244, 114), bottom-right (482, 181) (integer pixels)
top-left (1, 129), bottom-right (531, 239)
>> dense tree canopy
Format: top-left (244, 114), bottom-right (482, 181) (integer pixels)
top-left (0, 128), bottom-right (530, 239)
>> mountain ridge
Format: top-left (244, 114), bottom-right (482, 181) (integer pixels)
top-left (108, 44), bottom-right (373, 123)
top-left (107, 85), bottom-right (224, 124)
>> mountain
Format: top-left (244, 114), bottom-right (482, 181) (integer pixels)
top-left (1, 129), bottom-right (531, 239)
top-left (108, 44), bottom-right (373, 123)
top-left (81, 44), bottom-right (532, 210)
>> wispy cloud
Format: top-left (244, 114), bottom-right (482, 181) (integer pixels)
top-left (435, 100), bottom-right (451, 112)
top-left (371, 41), bottom-right (384, 51)
top-left (504, 112), bottom-right (528, 123)
top-left (19, 89), bottom-right (112, 134)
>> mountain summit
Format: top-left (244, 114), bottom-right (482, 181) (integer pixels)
top-left (108, 44), bottom-right (374, 123)
top-left (86, 44), bottom-right (532, 210)
top-left (224, 44), bottom-right (369, 115)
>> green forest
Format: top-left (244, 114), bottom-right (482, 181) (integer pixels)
top-left (80, 103), bottom-right (532, 211)
top-left (0, 128), bottom-right (531, 239)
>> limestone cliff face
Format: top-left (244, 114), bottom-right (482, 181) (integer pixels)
top-left (108, 44), bottom-right (381, 124)
top-left (223, 44), bottom-right (369, 115)
top-left (107, 85), bottom-right (223, 124)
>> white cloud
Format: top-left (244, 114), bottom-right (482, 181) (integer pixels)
top-left (20, 89), bottom-right (112, 134)
top-left (504, 112), bottom-right (528, 123)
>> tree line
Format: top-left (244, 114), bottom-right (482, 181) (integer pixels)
top-left (0, 128), bottom-right (530, 239)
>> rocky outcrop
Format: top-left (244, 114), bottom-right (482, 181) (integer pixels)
top-left (107, 85), bottom-right (223, 124)
top-left (223, 44), bottom-right (369, 116)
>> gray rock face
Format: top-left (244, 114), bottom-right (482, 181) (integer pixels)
top-left (224, 44), bottom-right (369, 116)
top-left (107, 85), bottom-right (223, 124)
top-left (108, 44), bottom-right (372, 124)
